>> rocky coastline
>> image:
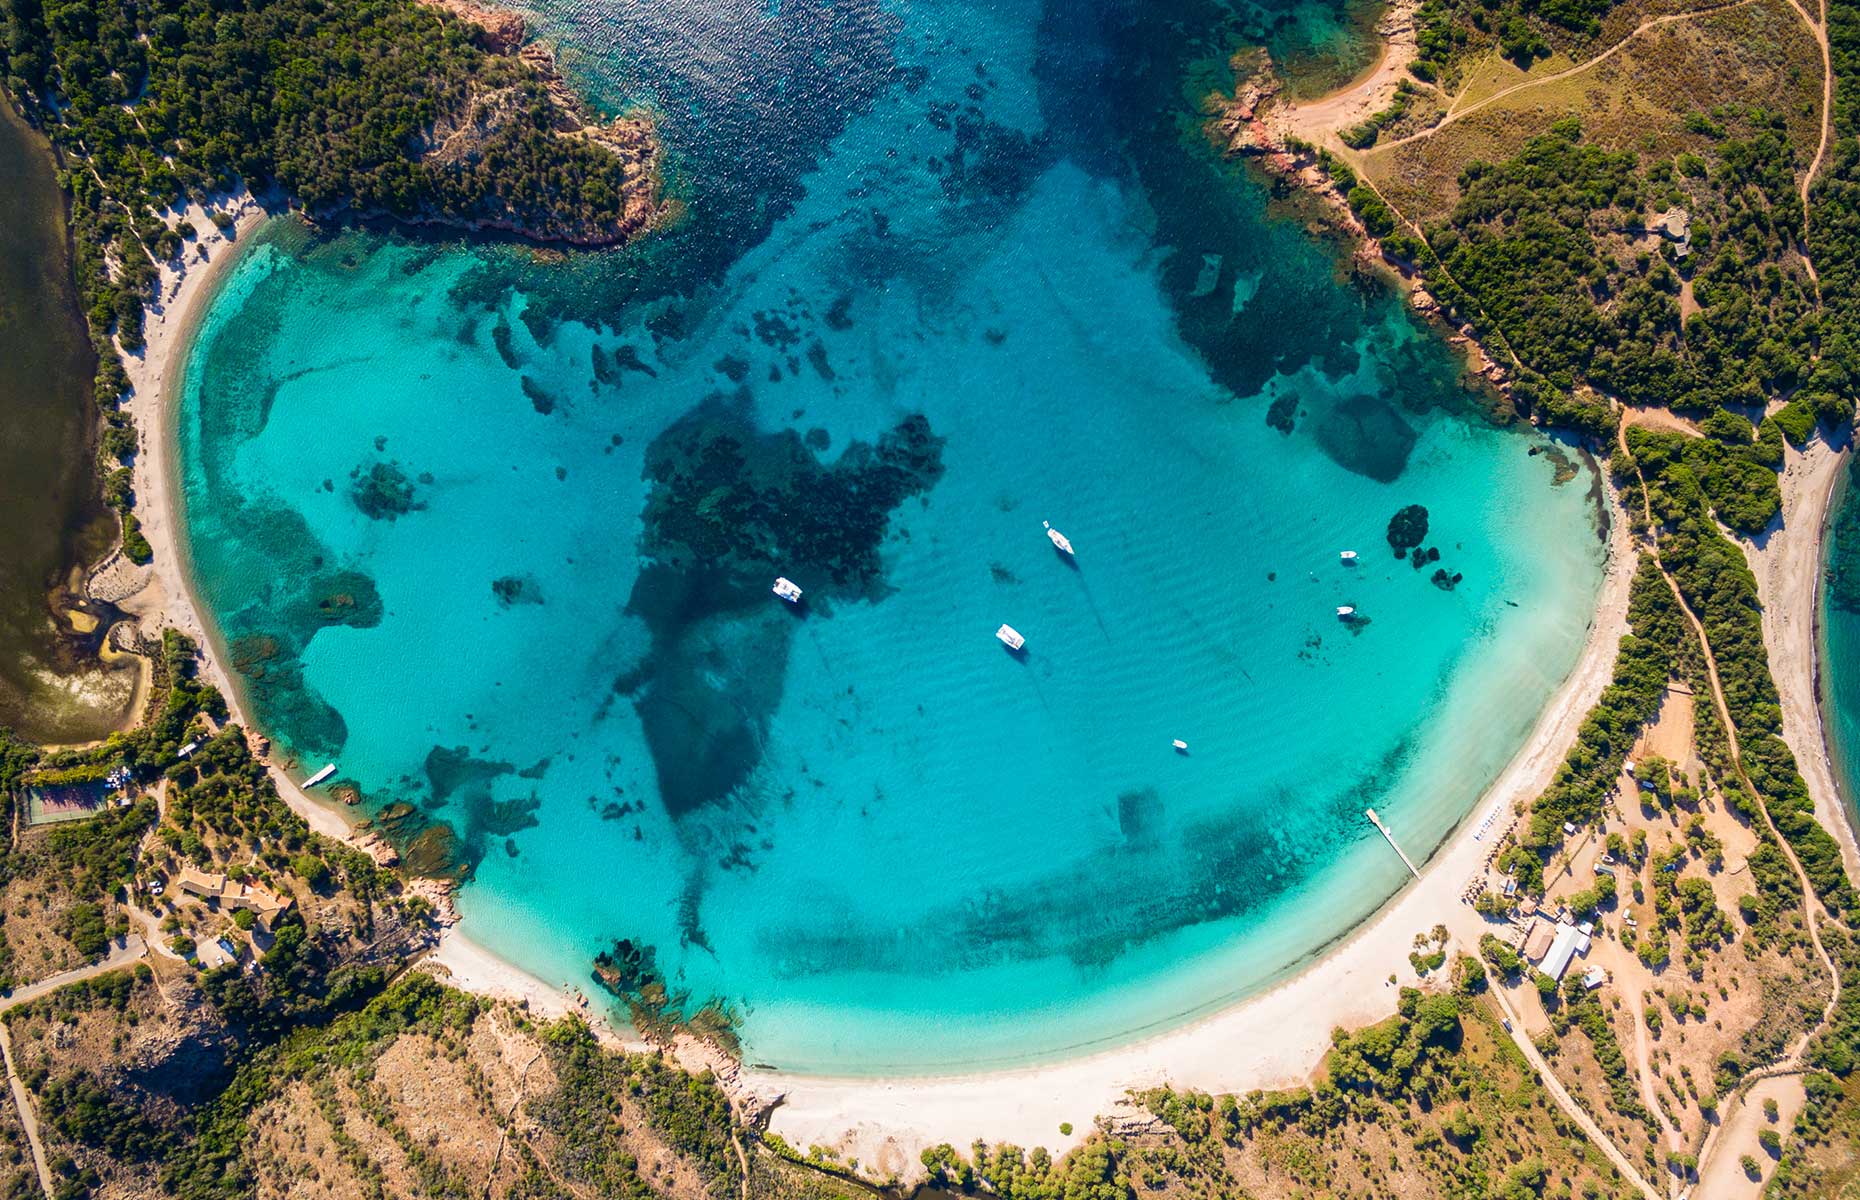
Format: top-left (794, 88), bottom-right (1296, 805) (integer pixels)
top-left (1209, 49), bottom-right (1523, 416)
top-left (401, 0), bottom-right (667, 247)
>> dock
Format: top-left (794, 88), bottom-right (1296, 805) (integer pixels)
top-left (303, 764), bottom-right (337, 788)
top-left (1366, 808), bottom-right (1421, 879)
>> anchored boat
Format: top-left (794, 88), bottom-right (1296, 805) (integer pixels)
top-left (1336, 605), bottom-right (1356, 619)
top-left (996, 624), bottom-right (1026, 651)
top-left (1172, 739), bottom-right (1189, 754)
top-left (1340, 550), bottom-right (1357, 563)
top-left (1043, 521), bottom-right (1074, 556)
top-left (772, 577), bottom-right (803, 604)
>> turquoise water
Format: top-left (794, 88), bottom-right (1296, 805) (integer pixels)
top-left (176, 0), bottom-right (1609, 1072)
top-left (1821, 448), bottom-right (1860, 831)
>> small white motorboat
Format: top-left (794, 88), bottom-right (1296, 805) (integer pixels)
top-left (772, 577), bottom-right (803, 604)
top-left (1340, 550), bottom-right (1358, 563)
top-left (1043, 521), bottom-right (1074, 555)
top-left (1172, 739), bottom-right (1189, 753)
top-left (1336, 605), bottom-right (1356, 619)
top-left (996, 624), bottom-right (1026, 651)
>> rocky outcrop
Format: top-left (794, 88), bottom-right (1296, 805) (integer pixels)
top-left (1211, 57), bottom-right (1526, 415)
top-left (419, 0), bottom-right (526, 53)
top-left (400, 0), bottom-right (665, 247)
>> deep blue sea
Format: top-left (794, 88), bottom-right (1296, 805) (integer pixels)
top-left (175, 0), bottom-right (1609, 1071)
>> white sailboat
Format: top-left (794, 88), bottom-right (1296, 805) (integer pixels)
top-left (1043, 521), bottom-right (1074, 555)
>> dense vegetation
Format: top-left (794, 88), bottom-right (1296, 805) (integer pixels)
top-left (1409, 0), bottom-right (1615, 82)
top-left (0, 0), bottom-right (657, 562)
top-left (1806, 0), bottom-right (1860, 428)
top-left (950, 966), bottom-right (1630, 1200)
top-left (1623, 427), bottom-right (1855, 914)
top-left (1384, 113), bottom-right (1833, 502)
top-left (1524, 555), bottom-right (1682, 850)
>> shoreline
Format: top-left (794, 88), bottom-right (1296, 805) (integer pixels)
top-left (108, 93), bottom-right (1648, 1192)
top-left (1754, 431), bottom-right (1860, 885)
top-left (112, 201), bottom-right (388, 854)
top-left (67, 11), bottom-right (1860, 1196)
top-left (113, 197), bottom-right (363, 851)
top-left (747, 489), bottom-right (1636, 1171)
top-left (111, 202), bottom-right (640, 1039)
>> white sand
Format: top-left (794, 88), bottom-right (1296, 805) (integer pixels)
top-left (119, 199), bottom-right (1677, 1188)
top-left (115, 194), bottom-right (363, 848)
top-left (1265, 0), bottom-right (1421, 148)
top-left (1749, 433), bottom-right (1860, 883)
top-left (752, 495), bottom-right (1638, 1176)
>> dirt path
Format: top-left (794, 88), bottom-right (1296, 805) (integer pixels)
top-left (1780, 0), bottom-right (1832, 283)
top-left (1693, 1074), bottom-right (1807, 1198)
top-left (0, 1025), bottom-right (50, 1199)
top-left (1627, 985), bottom-right (1682, 1153)
top-left (0, 935), bottom-right (150, 1199)
top-left (1371, 0), bottom-right (1759, 153)
top-left (1618, 421), bottom-right (1844, 1188)
top-left (0, 935), bottom-right (147, 1015)
top-left (1482, 980), bottom-right (1664, 1200)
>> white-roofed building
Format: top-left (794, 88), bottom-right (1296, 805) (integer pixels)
top-left (1540, 922), bottom-right (1593, 982)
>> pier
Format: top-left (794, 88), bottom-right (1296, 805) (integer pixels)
top-left (1365, 808), bottom-right (1421, 880)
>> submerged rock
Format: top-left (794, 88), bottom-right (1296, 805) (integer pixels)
top-left (625, 399), bottom-right (947, 821)
top-left (1266, 392), bottom-right (1297, 435)
top-left (1386, 504), bottom-right (1429, 557)
top-left (350, 460), bottom-right (423, 520)
top-left (491, 574), bottom-right (545, 607)
top-left (592, 937), bottom-right (742, 1057)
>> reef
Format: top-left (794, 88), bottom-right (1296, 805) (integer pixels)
top-left (223, 570), bottom-right (383, 763)
top-left (637, 396), bottom-right (946, 598)
top-left (592, 938), bottom-right (742, 1057)
top-left (520, 375), bottom-right (561, 415)
top-left (1312, 394), bottom-right (1419, 483)
top-left (751, 752), bottom-right (1398, 976)
top-left (622, 397), bottom-right (947, 824)
top-left (924, 101), bottom-right (1053, 213)
top-left (350, 460), bottom-right (423, 520)
top-left (1385, 503), bottom-right (1429, 557)
top-left (1266, 392), bottom-right (1298, 434)
top-left (491, 574), bottom-right (545, 606)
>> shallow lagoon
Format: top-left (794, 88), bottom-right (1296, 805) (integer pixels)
top-left (178, 0), bottom-right (1608, 1070)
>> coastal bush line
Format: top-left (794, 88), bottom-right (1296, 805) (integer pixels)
top-left (939, 969), bottom-right (1631, 1199)
top-left (1523, 554), bottom-right (1680, 853)
top-left (1409, 0), bottom-right (1619, 88)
